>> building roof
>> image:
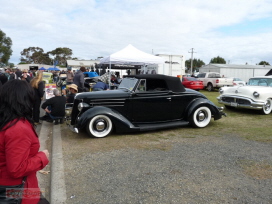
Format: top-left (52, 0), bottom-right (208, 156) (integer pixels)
top-left (202, 63), bottom-right (272, 69)
top-left (67, 60), bottom-right (99, 67)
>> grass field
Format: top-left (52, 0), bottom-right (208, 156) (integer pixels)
top-left (196, 90), bottom-right (272, 142)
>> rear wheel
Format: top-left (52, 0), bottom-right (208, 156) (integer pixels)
top-left (86, 115), bottom-right (113, 138)
top-left (207, 83), bottom-right (214, 92)
top-left (189, 106), bottom-right (212, 128)
top-left (262, 99), bottom-right (272, 115)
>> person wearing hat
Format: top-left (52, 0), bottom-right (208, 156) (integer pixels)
top-left (66, 83), bottom-right (78, 103)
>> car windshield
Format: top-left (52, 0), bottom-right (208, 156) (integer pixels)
top-left (248, 78), bottom-right (272, 87)
top-left (118, 78), bottom-right (138, 91)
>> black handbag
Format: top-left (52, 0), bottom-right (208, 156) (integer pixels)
top-left (0, 177), bottom-right (26, 204)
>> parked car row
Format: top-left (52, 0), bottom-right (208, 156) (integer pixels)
top-left (65, 73), bottom-right (272, 138)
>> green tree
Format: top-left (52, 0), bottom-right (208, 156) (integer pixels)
top-left (0, 29), bottom-right (13, 66)
top-left (258, 61), bottom-right (270, 65)
top-left (49, 47), bottom-right (73, 66)
top-left (210, 56), bottom-right (226, 64)
top-left (20, 47), bottom-right (44, 64)
top-left (185, 58), bottom-right (205, 73)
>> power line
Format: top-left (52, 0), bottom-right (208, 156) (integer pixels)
top-left (188, 48), bottom-right (196, 75)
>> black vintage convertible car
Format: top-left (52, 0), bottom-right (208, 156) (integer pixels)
top-left (68, 74), bottom-right (225, 138)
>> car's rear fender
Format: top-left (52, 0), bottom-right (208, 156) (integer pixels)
top-left (185, 98), bottom-right (221, 120)
top-left (77, 106), bottom-right (138, 132)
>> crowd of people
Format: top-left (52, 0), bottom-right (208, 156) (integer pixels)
top-left (0, 66), bottom-right (122, 203)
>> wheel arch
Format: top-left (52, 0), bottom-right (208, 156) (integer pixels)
top-left (77, 106), bottom-right (135, 133)
top-left (185, 98), bottom-right (220, 121)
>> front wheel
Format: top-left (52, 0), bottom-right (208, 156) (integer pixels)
top-left (86, 115), bottom-right (113, 138)
top-left (262, 99), bottom-right (272, 115)
top-left (189, 106), bottom-right (212, 128)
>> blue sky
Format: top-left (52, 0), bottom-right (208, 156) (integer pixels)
top-left (1, 0), bottom-right (272, 65)
top-left (217, 17), bottom-right (272, 36)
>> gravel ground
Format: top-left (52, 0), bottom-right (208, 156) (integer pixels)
top-left (61, 128), bottom-right (272, 204)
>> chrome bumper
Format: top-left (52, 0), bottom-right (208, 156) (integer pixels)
top-left (217, 96), bottom-right (265, 110)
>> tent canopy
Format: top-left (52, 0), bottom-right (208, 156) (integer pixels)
top-left (48, 67), bottom-right (60, 71)
top-left (100, 44), bottom-right (164, 65)
top-left (39, 67), bottom-right (46, 70)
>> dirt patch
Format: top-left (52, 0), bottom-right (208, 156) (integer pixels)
top-left (239, 160), bottom-right (272, 179)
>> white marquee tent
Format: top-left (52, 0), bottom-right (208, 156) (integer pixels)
top-left (100, 44), bottom-right (164, 65)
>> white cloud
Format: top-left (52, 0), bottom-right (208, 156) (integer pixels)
top-left (1, 0), bottom-right (272, 65)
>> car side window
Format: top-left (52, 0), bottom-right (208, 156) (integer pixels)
top-left (136, 79), bottom-right (146, 92)
top-left (146, 79), bottom-right (168, 91)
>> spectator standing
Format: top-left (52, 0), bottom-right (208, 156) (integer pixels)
top-left (9, 69), bottom-right (17, 80)
top-left (4, 68), bottom-right (10, 80)
top-left (41, 89), bottom-right (66, 125)
top-left (73, 66), bottom-right (86, 92)
top-left (52, 71), bottom-right (59, 83)
top-left (66, 67), bottom-right (74, 85)
top-left (21, 69), bottom-right (32, 82)
top-left (15, 68), bottom-right (22, 79)
top-left (0, 79), bottom-right (50, 204)
top-left (30, 71), bottom-right (45, 125)
top-left (0, 72), bottom-right (8, 85)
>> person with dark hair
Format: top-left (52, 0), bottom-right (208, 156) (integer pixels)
top-left (0, 72), bottom-right (8, 85)
top-left (73, 66), bottom-right (86, 92)
top-left (15, 68), bottom-right (22, 79)
top-left (30, 71), bottom-right (45, 125)
top-left (0, 79), bottom-right (50, 204)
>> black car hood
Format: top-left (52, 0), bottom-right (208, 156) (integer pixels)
top-left (75, 89), bottom-right (131, 100)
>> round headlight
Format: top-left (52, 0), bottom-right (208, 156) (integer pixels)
top-left (78, 102), bottom-right (90, 111)
top-left (253, 91), bottom-right (259, 98)
top-left (219, 88), bottom-right (224, 94)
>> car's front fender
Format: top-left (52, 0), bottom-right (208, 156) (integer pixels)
top-left (76, 106), bottom-right (138, 132)
top-left (185, 98), bottom-right (222, 120)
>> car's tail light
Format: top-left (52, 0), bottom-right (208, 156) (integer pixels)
top-left (216, 79), bottom-right (219, 83)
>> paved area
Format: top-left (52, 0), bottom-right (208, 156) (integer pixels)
top-left (38, 115), bottom-right (272, 204)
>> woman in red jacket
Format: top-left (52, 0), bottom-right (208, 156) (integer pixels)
top-left (0, 79), bottom-right (50, 204)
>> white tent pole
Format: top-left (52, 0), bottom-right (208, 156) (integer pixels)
top-left (109, 61), bottom-right (111, 87)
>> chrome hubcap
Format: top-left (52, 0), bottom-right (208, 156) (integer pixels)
top-left (265, 101), bottom-right (271, 111)
top-left (198, 111), bottom-right (205, 121)
top-left (96, 121), bottom-right (105, 131)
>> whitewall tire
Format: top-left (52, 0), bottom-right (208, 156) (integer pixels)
top-left (190, 106), bottom-right (212, 128)
top-left (86, 115), bottom-right (113, 138)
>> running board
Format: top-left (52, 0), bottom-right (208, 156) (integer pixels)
top-left (135, 121), bottom-right (189, 131)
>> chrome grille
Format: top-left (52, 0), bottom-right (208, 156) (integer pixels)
top-left (221, 97), bottom-right (250, 105)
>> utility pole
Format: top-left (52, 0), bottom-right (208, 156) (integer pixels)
top-left (188, 48), bottom-right (196, 75)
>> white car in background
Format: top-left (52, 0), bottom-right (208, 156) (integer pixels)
top-left (217, 76), bottom-right (272, 114)
top-left (229, 77), bottom-right (246, 86)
